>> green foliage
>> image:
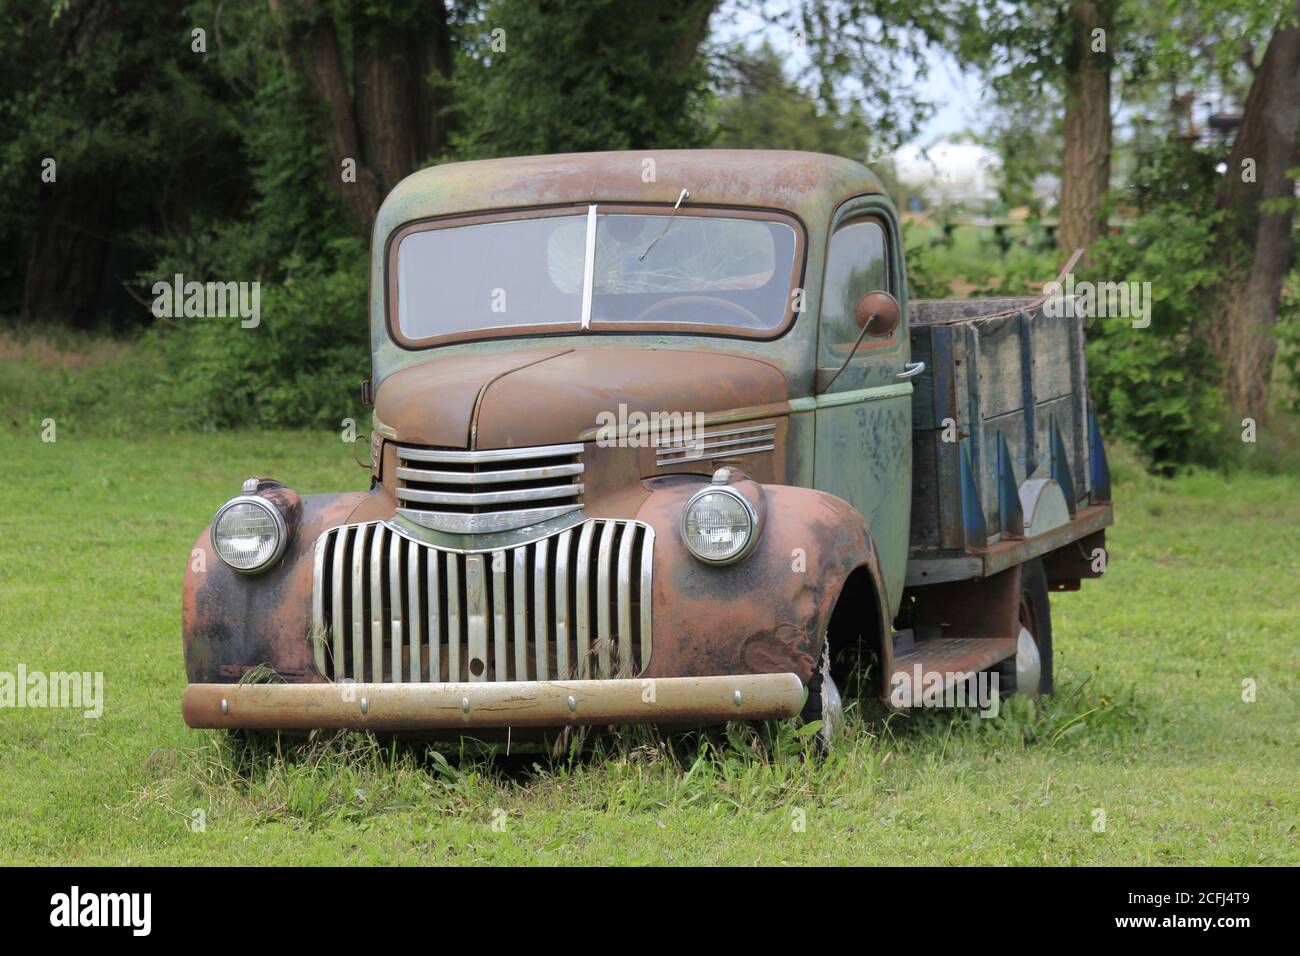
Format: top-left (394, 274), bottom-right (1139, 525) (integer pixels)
top-left (151, 236), bottom-right (370, 430)
top-left (1275, 265), bottom-right (1300, 416)
top-left (0, 0), bottom-right (250, 323)
top-left (710, 43), bottom-right (870, 160)
top-left (452, 0), bottom-right (715, 158)
top-left (1085, 144), bottom-right (1227, 471)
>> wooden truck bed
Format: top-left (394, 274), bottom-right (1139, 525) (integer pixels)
top-left (905, 283), bottom-right (1112, 586)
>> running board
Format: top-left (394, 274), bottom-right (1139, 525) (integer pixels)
top-left (888, 634), bottom-right (1017, 707)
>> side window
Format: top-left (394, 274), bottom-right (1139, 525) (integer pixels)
top-left (819, 219), bottom-right (891, 367)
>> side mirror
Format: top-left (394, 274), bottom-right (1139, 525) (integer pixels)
top-left (855, 290), bottom-right (901, 337)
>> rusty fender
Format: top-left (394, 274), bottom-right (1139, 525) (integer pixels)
top-left (633, 474), bottom-right (891, 687)
top-left (182, 486), bottom-right (373, 684)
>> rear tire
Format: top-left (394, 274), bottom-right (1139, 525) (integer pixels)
top-left (1000, 557), bottom-right (1053, 695)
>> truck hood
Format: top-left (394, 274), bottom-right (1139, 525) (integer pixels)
top-left (374, 347), bottom-right (789, 448)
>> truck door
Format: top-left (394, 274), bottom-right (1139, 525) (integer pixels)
top-left (812, 205), bottom-right (914, 616)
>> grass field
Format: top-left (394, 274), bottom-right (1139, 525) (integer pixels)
top-left (0, 424), bottom-right (1296, 865)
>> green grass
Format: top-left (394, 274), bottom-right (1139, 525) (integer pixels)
top-left (0, 425), bottom-right (1296, 865)
top-left (904, 222), bottom-right (1062, 298)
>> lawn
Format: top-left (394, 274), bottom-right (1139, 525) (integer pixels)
top-left (0, 425), bottom-right (1296, 865)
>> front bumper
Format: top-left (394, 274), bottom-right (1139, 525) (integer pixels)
top-left (182, 673), bottom-right (805, 731)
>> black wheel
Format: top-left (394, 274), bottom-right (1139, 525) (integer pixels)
top-left (999, 557), bottom-right (1053, 695)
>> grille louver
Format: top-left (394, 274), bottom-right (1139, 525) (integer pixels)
top-left (655, 422), bottom-right (775, 467)
top-left (310, 519), bottom-right (654, 683)
top-left (394, 442), bottom-right (585, 533)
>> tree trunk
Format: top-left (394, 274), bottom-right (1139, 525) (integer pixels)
top-left (1058, 0), bottom-right (1114, 259)
top-left (1212, 6), bottom-right (1300, 416)
top-left (268, 0), bottom-right (453, 232)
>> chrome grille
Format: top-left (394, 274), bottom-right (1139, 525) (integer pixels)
top-left (310, 519), bottom-right (653, 683)
top-left (655, 422), bottom-right (775, 467)
top-left (394, 442), bottom-right (584, 533)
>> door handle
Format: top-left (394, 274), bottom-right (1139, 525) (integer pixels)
top-left (897, 361), bottom-right (926, 380)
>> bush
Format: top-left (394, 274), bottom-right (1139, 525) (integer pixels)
top-left (1084, 142), bottom-right (1228, 472)
top-left (1084, 205), bottom-right (1227, 471)
top-left (150, 235), bottom-right (369, 431)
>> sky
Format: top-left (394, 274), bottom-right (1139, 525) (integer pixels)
top-left (713, 2), bottom-right (988, 145)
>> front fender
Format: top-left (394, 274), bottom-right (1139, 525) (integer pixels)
top-left (634, 476), bottom-right (891, 685)
top-left (182, 490), bottom-right (371, 683)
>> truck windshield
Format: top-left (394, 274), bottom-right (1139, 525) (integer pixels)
top-left (394, 209), bottom-right (798, 343)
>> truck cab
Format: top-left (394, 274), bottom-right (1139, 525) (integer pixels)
top-left (181, 150), bottom-right (1111, 736)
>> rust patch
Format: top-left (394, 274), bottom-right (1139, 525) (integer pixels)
top-left (633, 475), bottom-right (889, 685)
top-left (474, 348), bottom-right (789, 449)
top-left (374, 347), bottom-right (571, 447)
top-left (182, 491), bottom-right (369, 684)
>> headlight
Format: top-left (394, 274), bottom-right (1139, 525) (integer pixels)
top-left (681, 485), bottom-right (759, 565)
top-left (212, 496), bottom-right (287, 573)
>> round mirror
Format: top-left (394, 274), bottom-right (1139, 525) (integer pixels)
top-left (854, 290), bottom-right (901, 337)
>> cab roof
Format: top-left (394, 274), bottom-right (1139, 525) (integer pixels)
top-left (375, 149), bottom-right (887, 237)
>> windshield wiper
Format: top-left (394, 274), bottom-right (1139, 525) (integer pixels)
top-left (638, 188), bottom-right (690, 262)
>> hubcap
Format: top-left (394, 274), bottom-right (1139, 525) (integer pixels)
top-left (1015, 625), bottom-right (1041, 696)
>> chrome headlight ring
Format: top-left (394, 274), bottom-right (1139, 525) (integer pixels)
top-left (212, 494), bottom-right (289, 574)
top-left (680, 483), bottom-right (761, 566)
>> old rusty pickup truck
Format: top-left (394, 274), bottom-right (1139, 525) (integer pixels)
top-left (182, 150), bottom-right (1112, 738)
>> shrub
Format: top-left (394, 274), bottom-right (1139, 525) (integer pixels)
top-left (150, 235), bottom-right (369, 431)
top-left (1084, 142), bottom-right (1228, 472)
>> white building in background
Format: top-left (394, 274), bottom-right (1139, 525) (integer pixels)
top-left (892, 141), bottom-right (1001, 210)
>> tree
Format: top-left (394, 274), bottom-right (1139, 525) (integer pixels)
top-left (954, 0), bottom-right (1123, 258)
top-left (1211, 3), bottom-right (1300, 414)
top-left (710, 43), bottom-right (871, 159)
top-left (0, 0), bottom-right (248, 328)
top-left (1058, 0), bottom-right (1116, 253)
top-left (267, 0), bottom-right (455, 231)
top-left (452, 0), bottom-right (719, 159)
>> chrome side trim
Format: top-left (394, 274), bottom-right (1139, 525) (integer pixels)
top-left (653, 423), bottom-right (775, 448)
top-left (396, 504), bottom-right (584, 534)
top-left (655, 422), bottom-right (776, 468)
top-left (394, 462), bottom-right (583, 485)
top-left (396, 483), bottom-right (585, 506)
top-left (396, 443), bottom-right (583, 463)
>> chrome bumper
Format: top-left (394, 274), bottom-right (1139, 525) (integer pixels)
top-left (182, 673), bottom-right (806, 730)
